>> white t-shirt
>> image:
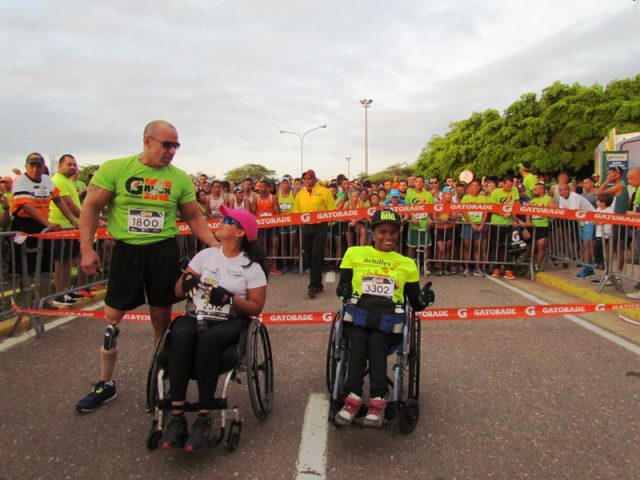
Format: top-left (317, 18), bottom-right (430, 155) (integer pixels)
top-left (186, 247), bottom-right (267, 318)
top-left (558, 191), bottom-right (595, 211)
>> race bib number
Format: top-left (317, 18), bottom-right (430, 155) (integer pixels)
top-left (413, 213), bottom-right (428, 220)
top-left (469, 212), bottom-right (482, 220)
top-left (192, 271), bottom-right (231, 320)
top-left (361, 276), bottom-right (395, 298)
top-left (127, 209), bottom-right (164, 234)
top-left (279, 202), bottom-right (291, 212)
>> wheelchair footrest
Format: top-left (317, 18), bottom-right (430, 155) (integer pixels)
top-left (155, 398), bottom-right (229, 412)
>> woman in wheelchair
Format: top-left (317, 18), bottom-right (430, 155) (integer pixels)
top-left (335, 208), bottom-right (435, 428)
top-left (160, 205), bottom-right (268, 451)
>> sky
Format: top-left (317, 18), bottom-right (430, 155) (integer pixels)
top-left (0, 0), bottom-right (639, 180)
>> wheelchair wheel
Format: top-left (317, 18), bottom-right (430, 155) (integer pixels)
top-left (407, 313), bottom-right (421, 401)
top-left (247, 320), bottom-right (273, 420)
top-left (146, 323), bottom-right (171, 412)
top-left (325, 312), bottom-right (341, 393)
top-left (398, 399), bottom-right (420, 435)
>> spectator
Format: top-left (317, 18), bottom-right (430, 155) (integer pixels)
top-left (292, 169), bottom-right (336, 298)
top-left (591, 193), bottom-right (615, 287)
top-left (596, 166), bottom-right (629, 273)
top-left (383, 189), bottom-right (405, 206)
top-left (49, 154), bottom-right (86, 306)
top-left (488, 175), bottom-right (519, 280)
top-left (460, 179), bottom-right (487, 276)
top-left (517, 163), bottom-right (538, 198)
top-left (276, 177), bottom-right (298, 273)
top-left (0, 182), bottom-right (9, 229)
top-left (255, 179), bottom-right (281, 275)
top-left (208, 180), bottom-right (225, 218)
top-left (405, 175), bottom-right (433, 262)
top-left (525, 182), bottom-right (556, 273)
top-left (432, 186), bottom-right (456, 275)
top-left (11, 153), bottom-right (78, 299)
top-left (557, 183), bottom-right (596, 279)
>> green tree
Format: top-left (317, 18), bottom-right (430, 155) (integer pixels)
top-left (225, 163), bottom-right (277, 183)
top-left (77, 164), bottom-right (100, 185)
top-left (364, 163), bottom-right (415, 183)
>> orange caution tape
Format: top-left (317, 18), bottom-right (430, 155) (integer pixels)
top-left (11, 300), bottom-right (640, 325)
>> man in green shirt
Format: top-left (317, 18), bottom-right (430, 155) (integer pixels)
top-left (404, 175), bottom-right (433, 263)
top-left (75, 120), bottom-right (219, 413)
top-left (489, 175), bottom-right (519, 279)
top-left (517, 162), bottom-right (538, 198)
top-left (49, 154), bottom-right (84, 306)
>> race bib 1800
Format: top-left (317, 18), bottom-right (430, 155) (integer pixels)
top-left (127, 209), bottom-right (164, 234)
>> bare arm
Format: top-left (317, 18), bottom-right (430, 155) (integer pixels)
top-left (61, 195), bottom-right (81, 217)
top-left (52, 196), bottom-right (78, 227)
top-left (79, 185), bottom-right (114, 274)
top-left (179, 201), bottom-right (219, 247)
top-left (232, 285), bottom-right (267, 317)
top-left (21, 203), bottom-right (58, 228)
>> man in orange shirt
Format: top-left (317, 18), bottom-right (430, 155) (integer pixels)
top-left (11, 153), bottom-right (78, 297)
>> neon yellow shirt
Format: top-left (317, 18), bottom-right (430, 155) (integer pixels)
top-left (405, 188), bottom-right (433, 229)
top-left (490, 187), bottom-right (519, 225)
top-left (530, 195), bottom-right (552, 227)
top-left (460, 193), bottom-right (487, 224)
top-left (523, 173), bottom-right (537, 198)
top-left (292, 183), bottom-right (336, 214)
top-left (49, 173), bottom-right (80, 227)
top-left (340, 245), bottom-right (419, 304)
top-left (91, 154), bottom-right (195, 245)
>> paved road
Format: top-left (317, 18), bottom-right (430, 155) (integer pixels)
top-left (1, 273), bottom-right (640, 479)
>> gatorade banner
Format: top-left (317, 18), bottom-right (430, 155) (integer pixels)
top-left (29, 203), bottom-right (640, 240)
top-left (11, 300), bottom-right (640, 325)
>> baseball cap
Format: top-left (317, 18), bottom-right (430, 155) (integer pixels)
top-left (362, 179), bottom-right (371, 187)
top-left (302, 169), bottom-right (316, 179)
top-left (233, 186), bottom-right (243, 193)
top-left (442, 185), bottom-right (454, 193)
top-left (281, 176), bottom-right (290, 183)
top-left (389, 188), bottom-right (400, 197)
top-left (370, 208), bottom-right (402, 228)
top-left (516, 162), bottom-right (530, 171)
top-left (219, 204), bottom-right (258, 242)
top-left (26, 153), bottom-right (45, 165)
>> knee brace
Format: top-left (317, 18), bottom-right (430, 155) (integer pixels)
top-left (103, 325), bottom-right (119, 350)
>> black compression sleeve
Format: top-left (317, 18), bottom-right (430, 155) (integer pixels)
top-left (405, 281), bottom-right (425, 311)
top-left (337, 269), bottom-right (353, 295)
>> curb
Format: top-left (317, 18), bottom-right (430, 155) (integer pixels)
top-left (535, 272), bottom-right (640, 322)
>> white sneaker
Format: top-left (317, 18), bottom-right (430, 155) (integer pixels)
top-left (627, 291), bottom-right (640, 300)
top-left (335, 393), bottom-right (362, 426)
top-left (362, 397), bottom-right (386, 428)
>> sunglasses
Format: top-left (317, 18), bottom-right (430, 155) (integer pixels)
top-left (222, 217), bottom-right (243, 228)
top-left (148, 136), bottom-right (181, 150)
top-left (429, 181), bottom-right (438, 185)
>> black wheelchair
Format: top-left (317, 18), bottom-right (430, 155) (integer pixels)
top-left (145, 316), bottom-right (274, 451)
top-left (326, 299), bottom-right (421, 434)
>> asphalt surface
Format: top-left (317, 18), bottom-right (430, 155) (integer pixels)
top-left (1, 272), bottom-right (640, 479)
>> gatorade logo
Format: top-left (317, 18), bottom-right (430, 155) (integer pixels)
top-left (322, 312), bottom-right (333, 323)
top-left (433, 204), bottom-right (444, 212)
top-left (457, 308), bottom-right (467, 319)
top-left (575, 210), bottom-right (588, 220)
top-left (125, 177), bottom-right (172, 201)
top-left (525, 306), bottom-right (537, 316)
top-left (595, 303), bottom-right (605, 312)
top-left (367, 207), bottom-right (377, 216)
top-left (502, 205), bottom-right (513, 214)
top-left (300, 213), bottom-right (311, 223)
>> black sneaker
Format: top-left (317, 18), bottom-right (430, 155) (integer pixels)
top-left (75, 381), bottom-right (117, 413)
top-left (160, 414), bottom-right (189, 450)
top-left (52, 294), bottom-right (77, 307)
top-left (68, 292), bottom-right (85, 300)
top-left (307, 286), bottom-right (317, 299)
top-left (184, 415), bottom-right (212, 452)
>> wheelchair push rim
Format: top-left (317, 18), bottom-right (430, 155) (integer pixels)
top-left (247, 320), bottom-right (274, 420)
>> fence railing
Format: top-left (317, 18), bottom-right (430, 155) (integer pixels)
top-left (4, 210), bottom-right (640, 337)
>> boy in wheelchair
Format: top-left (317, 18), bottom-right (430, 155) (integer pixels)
top-left (160, 205), bottom-right (268, 451)
top-left (335, 209), bottom-right (434, 428)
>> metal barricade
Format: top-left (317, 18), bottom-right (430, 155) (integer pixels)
top-left (0, 231), bottom-right (23, 324)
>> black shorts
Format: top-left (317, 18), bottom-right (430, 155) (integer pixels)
top-left (433, 227), bottom-right (454, 243)
top-left (105, 237), bottom-right (181, 311)
top-left (11, 216), bottom-right (52, 275)
top-left (533, 226), bottom-right (549, 240)
top-left (53, 239), bottom-right (80, 262)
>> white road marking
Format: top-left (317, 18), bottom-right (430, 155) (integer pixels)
top-left (0, 301), bottom-right (105, 353)
top-left (487, 276), bottom-right (640, 356)
top-left (296, 392), bottom-right (329, 480)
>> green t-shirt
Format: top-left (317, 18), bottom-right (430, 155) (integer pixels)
top-left (460, 194), bottom-right (487, 224)
top-left (405, 188), bottom-right (433, 229)
top-left (340, 245), bottom-right (419, 305)
top-left (74, 179), bottom-right (87, 193)
top-left (490, 187), bottom-right (519, 225)
top-left (49, 172), bottom-right (80, 227)
top-left (91, 154), bottom-right (195, 245)
top-left (523, 173), bottom-right (537, 198)
top-left (530, 195), bottom-right (552, 227)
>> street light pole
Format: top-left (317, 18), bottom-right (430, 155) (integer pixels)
top-left (279, 125), bottom-right (327, 175)
top-left (346, 156), bottom-right (351, 179)
top-left (359, 98), bottom-right (373, 176)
